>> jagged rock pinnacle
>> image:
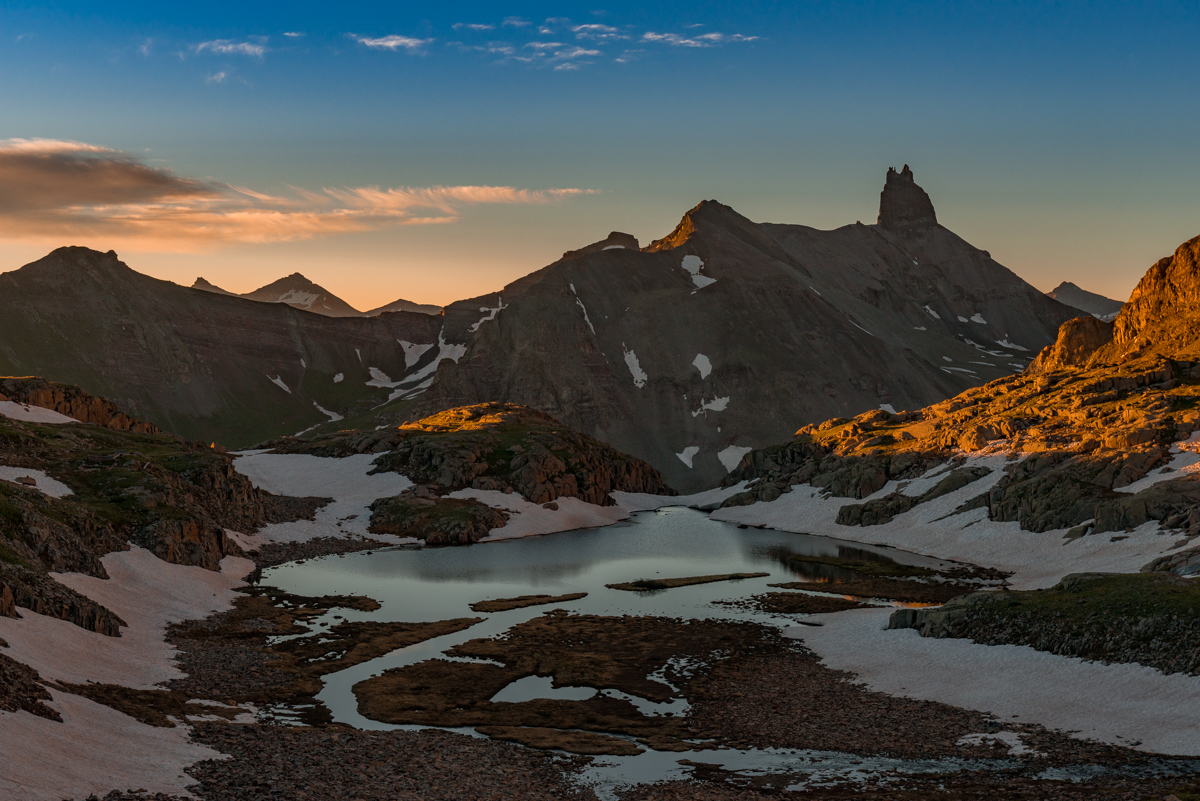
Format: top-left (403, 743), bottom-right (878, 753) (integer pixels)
top-left (878, 165), bottom-right (938, 231)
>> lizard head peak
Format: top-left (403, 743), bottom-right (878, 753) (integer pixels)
top-left (878, 164), bottom-right (938, 231)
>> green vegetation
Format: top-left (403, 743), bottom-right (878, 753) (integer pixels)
top-left (990, 572), bottom-right (1200, 621)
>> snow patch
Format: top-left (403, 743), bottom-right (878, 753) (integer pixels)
top-left (312, 402), bottom-right (343, 423)
top-left (970, 313), bottom-right (987, 324)
top-left (267, 375), bottom-right (291, 394)
top-left (569, 283), bottom-right (596, 335)
top-left (676, 446), bottom-right (700, 468)
top-left (365, 367), bottom-right (398, 388)
top-left (275, 289), bottom-right (320, 307)
top-left (333, 373), bottom-right (344, 383)
top-left (717, 445), bottom-right (752, 473)
top-left (691, 396), bottom-right (730, 417)
top-left (469, 297), bottom-right (508, 333)
top-left (299, 358), bottom-right (307, 368)
top-left (389, 332), bottom-right (468, 401)
top-left (923, 305), bottom-right (941, 319)
top-left (878, 403), bottom-right (897, 414)
top-left (692, 353), bottom-right (712, 379)
top-left (681, 254), bottom-right (716, 289)
top-left (622, 345), bottom-right (648, 388)
top-left (0, 466), bottom-right (73, 498)
top-left (957, 731), bottom-right (1038, 756)
top-left (913, 326), bottom-right (926, 331)
top-left (602, 245), bottom-right (625, 250)
top-left (398, 340), bottom-right (434, 368)
top-left (0, 402), bottom-right (79, 425)
top-left (956, 315), bottom-right (969, 323)
top-left (995, 338), bottom-right (1030, 352)
top-left (613, 481), bottom-right (749, 513)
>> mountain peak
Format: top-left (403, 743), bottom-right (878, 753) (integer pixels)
top-left (878, 165), bottom-right (938, 231)
top-left (192, 277), bottom-right (233, 295)
top-left (645, 199), bottom-right (758, 252)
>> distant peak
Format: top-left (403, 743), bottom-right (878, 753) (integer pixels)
top-left (878, 165), bottom-right (937, 231)
top-left (645, 199), bottom-right (758, 252)
top-left (192, 277), bottom-right (233, 295)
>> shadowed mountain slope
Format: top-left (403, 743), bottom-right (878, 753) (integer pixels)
top-left (412, 167), bottom-right (1078, 491)
top-left (1048, 281), bottom-right (1124, 319)
top-left (0, 248), bottom-right (442, 446)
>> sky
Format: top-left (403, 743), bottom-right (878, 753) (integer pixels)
top-left (2, 1), bottom-right (1199, 310)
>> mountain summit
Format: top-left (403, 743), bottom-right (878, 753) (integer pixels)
top-left (878, 165), bottom-right (938, 231)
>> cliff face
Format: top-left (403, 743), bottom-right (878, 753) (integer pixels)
top-left (877, 165), bottom-right (938, 231)
top-left (0, 376), bottom-right (163, 435)
top-left (1029, 234), bottom-right (1200, 372)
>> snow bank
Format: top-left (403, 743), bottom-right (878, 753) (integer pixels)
top-left (389, 331), bottom-right (468, 401)
top-left (312, 402), bottom-right (343, 423)
top-left (692, 354), bottom-right (712, 379)
top-left (232, 452), bottom-right (415, 545)
top-left (0, 402), bottom-right (79, 425)
top-left (613, 481), bottom-right (749, 513)
top-left (0, 548), bottom-right (253, 689)
top-left (0, 690), bottom-right (226, 801)
top-left (0, 467), bottom-right (73, 498)
top-left (267, 375), bottom-right (291, 393)
top-left (450, 489), bottom-right (630, 541)
top-left (710, 455), bottom-right (1190, 589)
top-left (789, 608), bottom-right (1200, 756)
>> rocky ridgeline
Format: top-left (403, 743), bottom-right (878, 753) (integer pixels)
top-left (0, 376), bottom-right (163, 435)
top-left (0, 380), bottom-right (311, 636)
top-left (270, 402), bottom-right (674, 545)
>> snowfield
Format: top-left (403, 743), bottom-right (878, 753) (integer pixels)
top-left (0, 548), bottom-right (253, 801)
top-left (0, 466), bottom-right (73, 498)
top-left (710, 455), bottom-right (1190, 589)
top-left (0, 401), bottom-right (79, 424)
top-left (789, 607), bottom-right (1200, 756)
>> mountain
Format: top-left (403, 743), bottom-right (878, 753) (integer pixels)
top-left (365, 298), bottom-right (444, 316)
top-left (194, 273), bottom-right (442, 318)
top-left (0, 248), bottom-right (444, 446)
top-left (404, 166), bottom-right (1079, 491)
top-left (1047, 281), bottom-right (1123, 320)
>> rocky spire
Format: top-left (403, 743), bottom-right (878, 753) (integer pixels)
top-left (877, 165), bottom-right (937, 231)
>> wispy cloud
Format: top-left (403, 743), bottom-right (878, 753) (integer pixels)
top-left (572, 24), bottom-right (626, 41)
top-left (206, 71), bottom-right (228, 84)
top-left (503, 17), bottom-right (530, 27)
top-left (0, 139), bottom-right (597, 251)
top-left (352, 34), bottom-right (433, 52)
top-left (641, 31), bottom-right (758, 47)
top-left (195, 39), bottom-right (266, 57)
top-left (453, 23), bottom-right (495, 31)
top-left (283, 31), bottom-right (305, 38)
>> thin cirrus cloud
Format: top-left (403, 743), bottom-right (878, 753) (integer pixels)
top-left (352, 34), bottom-right (433, 52)
top-left (0, 139), bottom-right (598, 251)
top-left (641, 31), bottom-right (759, 47)
top-left (194, 39), bottom-right (266, 57)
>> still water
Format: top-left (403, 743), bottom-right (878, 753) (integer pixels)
top-left (260, 507), bottom-right (1133, 797)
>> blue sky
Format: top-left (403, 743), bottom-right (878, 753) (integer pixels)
top-left (2, 1), bottom-right (1199, 308)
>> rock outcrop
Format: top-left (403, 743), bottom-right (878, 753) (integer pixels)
top-left (877, 165), bottom-right (937, 230)
top-left (0, 376), bottom-right (164, 434)
top-left (274, 402), bottom-right (675, 508)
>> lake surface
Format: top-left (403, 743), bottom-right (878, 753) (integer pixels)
top-left (262, 507), bottom-right (1191, 798)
